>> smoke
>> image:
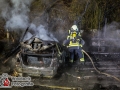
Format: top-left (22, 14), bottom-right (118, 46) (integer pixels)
top-left (0, 0), bottom-right (10, 20)
top-left (0, 0), bottom-right (68, 42)
top-left (47, 17), bottom-right (70, 42)
top-left (0, 0), bottom-right (33, 30)
top-left (36, 25), bottom-right (58, 41)
top-left (24, 24), bottom-right (58, 42)
top-left (102, 22), bottom-right (120, 50)
top-left (90, 21), bottom-right (120, 53)
top-left (103, 21), bottom-right (120, 38)
top-left (92, 21), bottom-right (120, 39)
top-left (0, 0), bottom-right (58, 42)
top-left (6, 15), bottom-right (29, 29)
top-left (52, 24), bottom-right (68, 42)
top-left (23, 32), bottom-right (33, 42)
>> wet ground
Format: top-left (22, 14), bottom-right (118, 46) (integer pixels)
top-left (0, 58), bottom-right (120, 90)
top-left (0, 41), bottom-right (120, 90)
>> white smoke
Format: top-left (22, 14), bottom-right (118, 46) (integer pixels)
top-left (24, 24), bottom-right (58, 42)
top-left (36, 25), bottom-right (58, 41)
top-left (0, 0), bottom-right (10, 20)
top-left (6, 15), bottom-right (29, 29)
top-left (92, 21), bottom-right (120, 39)
top-left (23, 32), bottom-right (33, 42)
top-left (0, 0), bottom-right (58, 42)
top-left (29, 23), bottom-right (37, 31)
top-left (0, 0), bottom-right (33, 30)
top-left (91, 21), bottom-right (120, 52)
top-left (103, 21), bottom-right (120, 38)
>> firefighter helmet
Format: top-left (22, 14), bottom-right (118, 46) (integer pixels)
top-left (71, 25), bottom-right (78, 31)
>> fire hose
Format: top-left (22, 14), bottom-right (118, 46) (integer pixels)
top-left (66, 49), bottom-right (120, 82)
top-left (81, 49), bottom-right (120, 82)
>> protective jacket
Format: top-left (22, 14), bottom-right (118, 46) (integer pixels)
top-left (64, 30), bottom-right (84, 48)
top-left (63, 27), bottom-right (85, 63)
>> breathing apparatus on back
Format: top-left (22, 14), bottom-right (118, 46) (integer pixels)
top-left (69, 25), bottom-right (80, 43)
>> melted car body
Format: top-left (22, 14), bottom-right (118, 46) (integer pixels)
top-left (16, 37), bottom-right (69, 77)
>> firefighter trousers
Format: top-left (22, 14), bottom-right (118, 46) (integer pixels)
top-left (69, 48), bottom-right (84, 63)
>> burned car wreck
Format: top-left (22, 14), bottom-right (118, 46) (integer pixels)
top-left (16, 37), bottom-right (69, 77)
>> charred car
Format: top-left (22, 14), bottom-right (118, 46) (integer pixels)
top-left (16, 37), bottom-right (69, 77)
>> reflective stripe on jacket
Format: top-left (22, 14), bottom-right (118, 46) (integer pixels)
top-left (67, 34), bottom-right (83, 48)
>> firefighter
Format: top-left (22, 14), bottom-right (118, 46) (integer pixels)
top-left (63, 25), bottom-right (85, 65)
